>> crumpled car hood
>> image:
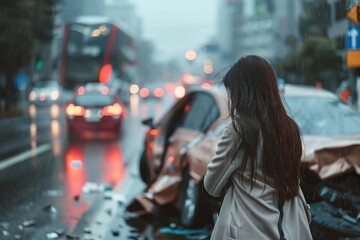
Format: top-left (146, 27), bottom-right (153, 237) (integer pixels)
top-left (302, 135), bottom-right (360, 179)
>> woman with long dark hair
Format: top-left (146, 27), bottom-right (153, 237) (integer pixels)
top-left (204, 55), bottom-right (312, 239)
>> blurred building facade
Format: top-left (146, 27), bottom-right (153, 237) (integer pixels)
top-left (326, 0), bottom-right (348, 64)
top-left (104, 0), bottom-right (142, 39)
top-left (327, 0), bottom-right (347, 39)
top-left (60, 0), bottom-right (105, 22)
top-left (217, 0), bottom-right (351, 63)
top-left (217, 0), bottom-right (303, 62)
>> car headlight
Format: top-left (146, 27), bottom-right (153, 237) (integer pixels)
top-left (29, 91), bottom-right (36, 101)
top-left (51, 90), bottom-right (59, 100)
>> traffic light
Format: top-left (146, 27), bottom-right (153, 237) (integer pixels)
top-left (35, 55), bottom-right (43, 70)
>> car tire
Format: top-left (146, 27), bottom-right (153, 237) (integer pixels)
top-left (179, 170), bottom-right (208, 228)
top-left (139, 150), bottom-right (151, 184)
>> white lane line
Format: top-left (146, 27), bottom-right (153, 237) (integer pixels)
top-left (0, 144), bottom-right (51, 171)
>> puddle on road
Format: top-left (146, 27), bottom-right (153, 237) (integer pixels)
top-left (98, 200), bottom-right (213, 240)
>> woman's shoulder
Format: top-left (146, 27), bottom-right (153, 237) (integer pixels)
top-left (224, 122), bottom-right (237, 135)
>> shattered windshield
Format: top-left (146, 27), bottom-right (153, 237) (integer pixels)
top-left (285, 96), bottom-right (360, 135)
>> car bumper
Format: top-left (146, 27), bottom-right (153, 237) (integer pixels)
top-left (67, 116), bottom-right (121, 132)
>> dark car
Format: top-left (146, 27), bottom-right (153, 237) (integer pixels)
top-left (129, 84), bottom-right (360, 238)
top-left (66, 84), bottom-right (125, 140)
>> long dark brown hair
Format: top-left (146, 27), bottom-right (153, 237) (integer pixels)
top-left (222, 55), bottom-right (302, 200)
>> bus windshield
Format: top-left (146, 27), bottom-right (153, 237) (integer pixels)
top-left (65, 23), bottom-right (111, 82)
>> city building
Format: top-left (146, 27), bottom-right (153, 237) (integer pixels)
top-left (60, 0), bottom-right (105, 22)
top-left (217, 0), bottom-right (303, 62)
top-left (104, 0), bottom-right (142, 39)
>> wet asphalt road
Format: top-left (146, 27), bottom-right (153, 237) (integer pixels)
top-left (0, 94), bottom-right (193, 240)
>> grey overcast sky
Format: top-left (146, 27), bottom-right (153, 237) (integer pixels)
top-left (133, 0), bottom-right (219, 61)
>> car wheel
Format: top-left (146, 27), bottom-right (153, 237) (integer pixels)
top-left (180, 170), bottom-right (208, 228)
top-left (139, 150), bottom-right (151, 184)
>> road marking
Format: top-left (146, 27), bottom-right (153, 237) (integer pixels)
top-left (0, 144), bottom-right (51, 171)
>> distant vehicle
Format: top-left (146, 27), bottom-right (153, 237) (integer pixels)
top-left (139, 82), bottom-right (165, 100)
top-left (65, 84), bottom-right (125, 140)
top-left (128, 84), bottom-right (360, 237)
top-left (28, 80), bottom-right (62, 105)
top-left (60, 16), bottom-right (137, 103)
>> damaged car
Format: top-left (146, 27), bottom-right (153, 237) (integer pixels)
top-left (284, 85), bottom-right (360, 239)
top-left (129, 86), bottom-right (229, 227)
top-left (128, 84), bottom-right (360, 238)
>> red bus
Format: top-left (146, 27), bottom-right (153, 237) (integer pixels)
top-left (60, 16), bottom-right (137, 93)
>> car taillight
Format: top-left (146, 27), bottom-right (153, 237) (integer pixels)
top-left (103, 103), bottom-right (122, 116)
top-left (149, 128), bottom-right (158, 136)
top-left (101, 86), bottom-right (109, 95)
top-left (154, 88), bottom-right (164, 98)
top-left (139, 88), bottom-right (149, 98)
top-left (77, 86), bottom-right (85, 95)
top-left (99, 64), bottom-right (112, 84)
top-left (66, 104), bottom-right (85, 116)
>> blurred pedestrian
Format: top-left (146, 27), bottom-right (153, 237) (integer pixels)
top-left (204, 55), bottom-right (312, 240)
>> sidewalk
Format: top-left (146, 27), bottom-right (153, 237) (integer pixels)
top-left (0, 111), bottom-right (30, 125)
top-left (0, 95), bottom-right (30, 125)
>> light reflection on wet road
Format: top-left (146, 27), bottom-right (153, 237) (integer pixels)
top-left (0, 95), bottom-right (174, 239)
top-left (0, 93), bottom-right (194, 239)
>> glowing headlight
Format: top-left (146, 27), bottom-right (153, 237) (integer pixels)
top-left (129, 84), bottom-right (139, 94)
top-left (51, 90), bottom-right (59, 100)
top-left (174, 86), bottom-right (185, 99)
top-left (29, 91), bottom-right (36, 101)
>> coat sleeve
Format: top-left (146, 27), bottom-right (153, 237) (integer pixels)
top-left (204, 125), bottom-right (242, 197)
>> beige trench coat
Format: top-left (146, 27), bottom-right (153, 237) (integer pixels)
top-left (204, 124), bottom-right (313, 240)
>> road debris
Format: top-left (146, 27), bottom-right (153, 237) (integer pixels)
top-left (54, 229), bottom-right (65, 236)
top-left (43, 204), bottom-right (58, 214)
top-left (46, 232), bottom-right (59, 239)
top-left (21, 220), bottom-right (35, 228)
top-left (103, 191), bottom-right (113, 200)
top-left (82, 182), bottom-right (114, 194)
top-left (106, 208), bottom-right (112, 215)
top-left (82, 182), bottom-right (99, 193)
top-left (74, 195), bottom-right (80, 201)
top-left (65, 234), bottom-right (80, 239)
top-left (159, 227), bottom-right (209, 235)
top-left (44, 190), bottom-right (64, 197)
top-left (0, 222), bottom-right (10, 229)
top-left (111, 228), bottom-right (120, 237)
top-left (114, 194), bottom-right (127, 205)
top-left (99, 183), bottom-right (112, 192)
top-left (83, 227), bottom-right (92, 234)
top-left (2, 230), bottom-right (10, 237)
